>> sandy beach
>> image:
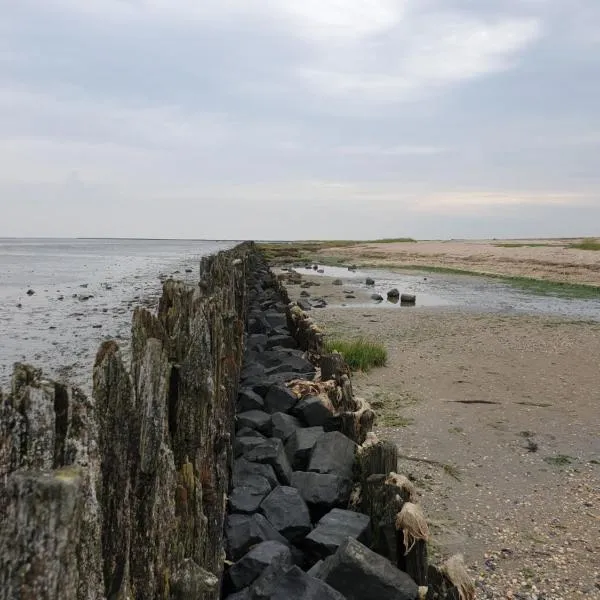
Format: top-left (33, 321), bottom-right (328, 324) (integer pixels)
top-left (283, 268), bottom-right (600, 599)
top-left (309, 238), bottom-right (600, 287)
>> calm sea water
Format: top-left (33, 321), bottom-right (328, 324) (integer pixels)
top-left (0, 238), bottom-right (236, 392)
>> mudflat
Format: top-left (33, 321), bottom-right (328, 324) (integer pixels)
top-left (310, 238), bottom-right (600, 286)
top-left (283, 270), bottom-right (600, 599)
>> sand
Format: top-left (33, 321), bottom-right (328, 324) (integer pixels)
top-left (284, 270), bottom-right (600, 599)
top-left (314, 239), bottom-right (600, 286)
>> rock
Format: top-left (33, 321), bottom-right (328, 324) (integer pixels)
top-left (271, 412), bottom-right (302, 442)
top-left (307, 560), bottom-right (324, 578)
top-left (387, 288), bottom-right (400, 299)
top-left (245, 438), bottom-right (293, 485)
top-left (264, 311), bottom-right (288, 330)
top-left (247, 334), bottom-right (269, 351)
top-left (344, 295), bottom-right (356, 299)
top-left (304, 509), bottom-right (371, 559)
top-left (293, 396), bottom-right (334, 427)
top-left (264, 384), bottom-right (298, 414)
top-left (366, 278), bottom-right (375, 286)
top-left (233, 458), bottom-right (279, 489)
top-left (237, 410), bottom-right (272, 435)
top-left (316, 537), bottom-right (418, 600)
top-left (264, 354), bottom-right (315, 378)
top-left (260, 486), bottom-right (312, 543)
top-left (57, 295), bottom-right (64, 301)
top-left (317, 269), bottom-right (325, 274)
top-left (171, 558), bottom-right (219, 598)
top-left (225, 589), bottom-right (250, 600)
top-left (308, 431), bottom-right (357, 480)
top-left (313, 265), bottom-right (319, 270)
top-left (228, 541), bottom-right (293, 591)
top-left (400, 294), bottom-right (416, 304)
top-left (26, 289), bottom-right (35, 295)
top-left (266, 335), bottom-right (298, 350)
top-left (229, 476), bottom-right (272, 514)
top-left (333, 279), bottom-right (343, 286)
top-left (290, 472), bottom-right (352, 516)
top-left (249, 564), bottom-right (346, 600)
top-left (285, 427), bottom-right (325, 470)
top-left (235, 436), bottom-right (267, 458)
top-left (237, 389), bottom-right (266, 412)
top-left (236, 427), bottom-right (265, 440)
top-left (300, 291), bottom-right (310, 297)
top-left (16, 303), bottom-right (22, 308)
top-left (297, 299), bottom-right (312, 311)
top-left (371, 294), bottom-right (383, 302)
top-left (225, 513), bottom-right (289, 561)
top-left (348, 265), bottom-right (357, 271)
top-left (312, 299), bottom-right (327, 309)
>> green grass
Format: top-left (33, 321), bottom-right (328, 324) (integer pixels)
top-left (494, 242), bottom-right (557, 248)
top-left (543, 454), bottom-right (574, 467)
top-left (324, 337), bottom-right (387, 371)
top-left (568, 238), bottom-right (600, 251)
top-left (369, 237), bottom-right (416, 244)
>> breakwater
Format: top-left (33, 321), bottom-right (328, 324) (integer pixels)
top-left (0, 243), bottom-right (471, 600)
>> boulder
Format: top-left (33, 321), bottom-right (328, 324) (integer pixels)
top-left (293, 396), bottom-right (334, 427)
top-left (271, 412), bottom-right (303, 442)
top-left (233, 458), bottom-right (278, 490)
top-left (366, 278), bottom-right (375, 286)
top-left (264, 312), bottom-right (288, 330)
top-left (249, 565), bottom-right (346, 600)
top-left (260, 486), bottom-right (312, 543)
top-left (241, 363), bottom-right (267, 381)
top-left (316, 537), bottom-right (419, 600)
top-left (308, 431), bottom-right (357, 480)
top-left (387, 288), bottom-right (400, 299)
top-left (225, 513), bottom-right (289, 561)
top-left (245, 439), bottom-right (293, 485)
top-left (247, 334), bottom-right (269, 351)
top-left (225, 590), bottom-right (250, 600)
top-left (266, 335), bottom-right (298, 350)
top-left (400, 294), bottom-right (416, 304)
top-left (332, 279), bottom-right (343, 286)
top-left (371, 294), bottom-right (384, 302)
top-left (285, 427), bottom-right (325, 470)
top-left (228, 541), bottom-right (292, 591)
top-left (236, 427), bottom-right (265, 440)
top-left (297, 299), bottom-right (312, 311)
top-left (237, 410), bottom-right (272, 436)
top-left (242, 376), bottom-right (274, 399)
top-left (235, 436), bottom-right (267, 458)
top-left (264, 384), bottom-right (298, 415)
top-left (304, 509), bottom-right (371, 559)
top-left (300, 290), bottom-right (310, 297)
top-left (237, 389), bottom-right (266, 412)
top-left (290, 472), bottom-right (352, 515)
top-left (229, 476), bottom-right (272, 514)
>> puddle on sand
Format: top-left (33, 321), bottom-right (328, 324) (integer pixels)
top-left (300, 265), bottom-right (600, 321)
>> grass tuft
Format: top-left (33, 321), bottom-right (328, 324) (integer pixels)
top-left (543, 454), bottom-right (574, 467)
top-left (568, 238), bottom-right (600, 251)
top-left (324, 337), bottom-right (387, 371)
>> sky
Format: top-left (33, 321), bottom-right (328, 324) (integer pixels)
top-left (1, 0), bottom-right (599, 240)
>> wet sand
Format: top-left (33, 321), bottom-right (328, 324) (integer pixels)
top-left (313, 238), bottom-right (600, 286)
top-left (284, 269), bottom-right (600, 599)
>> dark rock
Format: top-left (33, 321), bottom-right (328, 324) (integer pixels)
top-left (387, 288), bottom-right (400, 299)
top-left (264, 384), bottom-right (298, 415)
top-left (316, 537), bottom-right (418, 600)
top-left (290, 472), bottom-right (352, 515)
top-left (269, 371), bottom-right (316, 384)
top-left (242, 377), bottom-right (274, 398)
top-left (317, 269), bottom-right (325, 274)
top-left (233, 458), bottom-right (279, 489)
top-left (185, 268), bottom-right (193, 273)
top-left (245, 439), bottom-right (292, 485)
top-left (264, 355), bottom-right (315, 378)
top-left (26, 289), bottom-right (35, 296)
top-left (228, 541), bottom-right (293, 591)
top-left (241, 363), bottom-right (267, 381)
top-left (225, 590), bottom-right (250, 600)
top-left (264, 312), bottom-right (288, 330)
top-left (311, 299), bottom-right (327, 309)
top-left (229, 476), bottom-right (272, 514)
top-left (297, 299), bottom-right (312, 311)
top-left (237, 427), bottom-right (265, 439)
top-left (247, 334), bottom-right (269, 351)
top-left (304, 509), bottom-right (371, 559)
top-left (348, 265), bottom-right (357, 271)
top-left (344, 295), bottom-right (356, 299)
top-left (400, 294), bottom-right (416, 304)
top-left (248, 316), bottom-right (269, 334)
top-left (235, 436), bottom-right (267, 458)
top-left (313, 265), bottom-right (319, 270)
top-left (249, 564), bottom-right (346, 600)
top-left (371, 294), bottom-right (383, 302)
top-left (300, 291), bottom-right (310, 297)
top-left (237, 410), bottom-right (272, 435)
top-left (307, 560), bottom-right (324, 578)
top-left (366, 278), bottom-right (375, 286)
top-left (332, 279), bottom-right (343, 286)
top-left (260, 486), bottom-right (312, 543)
top-left (293, 396), bottom-right (334, 427)
top-left (285, 427), bottom-right (325, 470)
top-left (308, 431), bottom-right (357, 480)
top-left (57, 295), bottom-right (64, 301)
top-left (271, 412), bottom-right (302, 442)
top-left (266, 335), bottom-right (298, 350)
top-left (16, 303), bottom-right (22, 308)
top-left (237, 389), bottom-right (266, 412)
top-left (225, 514), bottom-right (289, 561)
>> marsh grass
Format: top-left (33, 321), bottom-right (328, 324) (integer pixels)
top-left (568, 238), bottom-right (600, 251)
top-left (324, 337), bottom-right (387, 371)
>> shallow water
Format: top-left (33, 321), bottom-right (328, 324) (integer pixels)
top-left (0, 238), bottom-right (235, 392)
top-left (304, 265), bottom-right (600, 321)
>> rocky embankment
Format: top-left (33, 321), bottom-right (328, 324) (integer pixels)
top-left (0, 244), bottom-right (472, 599)
top-left (222, 262), bottom-right (473, 599)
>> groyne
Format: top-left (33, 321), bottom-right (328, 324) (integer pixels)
top-left (0, 243), bottom-right (471, 600)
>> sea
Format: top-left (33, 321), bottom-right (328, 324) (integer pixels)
top-left (0, 238), bottom-right (236, 393)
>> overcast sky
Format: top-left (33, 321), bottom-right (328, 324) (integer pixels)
top-left (1, 0), bottom-right (599, 240)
